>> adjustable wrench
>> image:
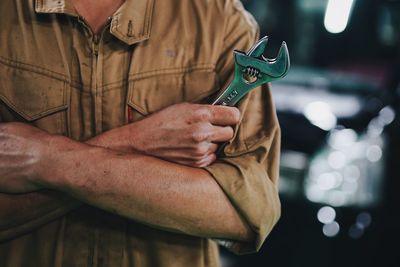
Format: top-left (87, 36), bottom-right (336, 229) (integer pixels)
top-left (211, 36), bottom-right (290, 106)
top-left (210, 36), bottom-right (290, 155)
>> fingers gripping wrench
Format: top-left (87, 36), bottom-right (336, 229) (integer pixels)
top-left (210, 36), bottom-right (290, 154)
top-left (211, 36), bottom-right (290, 106)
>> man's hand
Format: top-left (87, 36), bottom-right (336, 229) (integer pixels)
top-left (89, 103), bottom-right (241, 167)
top-left (0, 123), bottom-right (51, 193)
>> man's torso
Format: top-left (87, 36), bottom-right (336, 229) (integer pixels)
top-left (0, 0), bottom-right (257, 266)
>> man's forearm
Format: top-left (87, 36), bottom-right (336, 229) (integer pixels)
top-left (38, 135), bottom-right (254, 242)
top-left (0, 130), bottom-right (133, 238)
top-left (0, 107), bottom-right (252, 242)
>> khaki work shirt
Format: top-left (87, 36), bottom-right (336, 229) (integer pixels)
top-left (0, 0), bottom-right (281, 266)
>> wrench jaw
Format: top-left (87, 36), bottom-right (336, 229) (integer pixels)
top-left (235, 41), bottom-right (290, 80)
top-left (266, 42), bottom-right (290, 79)
top-left (247, 36), bottom-right (269, 57)
top-left (211, 36), bottom-right (290, 107)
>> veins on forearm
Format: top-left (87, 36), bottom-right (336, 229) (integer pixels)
top-left (0, 125), bottom-right (128, 231)
top-left (43, 137), bottom-right (253, 242)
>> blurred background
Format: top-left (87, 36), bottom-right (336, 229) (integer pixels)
top-left (220, 0), bottom-right (400, 266)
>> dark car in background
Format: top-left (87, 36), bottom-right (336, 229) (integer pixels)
top-left (220, 1), bottom-right (400, 266)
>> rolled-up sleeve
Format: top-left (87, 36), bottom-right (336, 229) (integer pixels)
top-left (204, 0), bottom-right (281, 254)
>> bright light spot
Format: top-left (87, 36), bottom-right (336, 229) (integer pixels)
top-left (343, 165), bottom-right (360, 182)
top-left (379, 106), bottom-right (395, 125)
top-left (305, 185), bottom-right (325, 202)
top-left (328, 151), bottom-right (346, 169)
top-left (366, 145), bottom-right (383, 162)
top-left (356, 212), bottom-right (372, 228)
top-left (349, 224), bottom-right (364, 239)
top-left (367, 118), bottom-right (384, 137)
top-left (324, 0), bottom-right (355, 34)
top-left (317, 172), bottom-right (342, 190)
top-left (323, 221), bottom-right (340, 237)
top-left (304, 101), bottom-right (337, 131)
top-left (328, 191), bottom-right (346, 207)
top-left (317, 206), bottom-right (336, 224)
top-left (342, 180), bottom-right (358, 193)
top-left (328, 129), bottom-right (358, 149)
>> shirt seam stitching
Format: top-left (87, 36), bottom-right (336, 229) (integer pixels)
top-left (67, 64), bottom-right (216, 93)
top-left (0, 56), bottom-right (68, 83)
top-left (127, 64), bottom-right (215, 81)
top-left (0, 57), bottom-right (215, 93)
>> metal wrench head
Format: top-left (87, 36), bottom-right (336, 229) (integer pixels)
top-left (235, 36), bottom-right (290, 81)
top-left (211, 36), bottom-right (290, 106)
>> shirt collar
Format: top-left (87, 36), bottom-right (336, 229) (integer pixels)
top-left (35, 0), bottom-right (76, 15)
top-left (35, 0), bottom-right (155, 45)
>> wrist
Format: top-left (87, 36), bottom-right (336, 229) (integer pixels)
top-left (124, 120), bottom-right (146, 153)
top-left (33, 134), bottom-right (79, 189)
top-left (86, 123), bottom-right (141, 153)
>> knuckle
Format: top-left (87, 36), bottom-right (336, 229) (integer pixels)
top-left (193, 107), bottom-right (211, 122)
top-left (207, 127), bottom-right (216, 140)
top-left (193, 144), bottom-right (208, 156)
top-left (189, 124), bottom-right (210, 143)
top-left (190, 131), bottom-right (204, 143)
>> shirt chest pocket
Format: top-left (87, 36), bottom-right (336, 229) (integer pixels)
top-left (126, 69), bottom-right (220, 122)
top-left (0, 64), bottom-right (69, 135)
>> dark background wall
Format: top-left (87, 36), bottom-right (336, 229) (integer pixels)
top-left (220, 1), bottom-right (400, 266)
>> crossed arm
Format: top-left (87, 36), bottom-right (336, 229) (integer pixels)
top-left (0, 103), bottom-right (255, 242)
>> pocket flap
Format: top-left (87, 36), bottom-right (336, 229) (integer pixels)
top-left (0, 64), bottom-right (67, 121)
top-left (127, 70), bottom-right (219, 115)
